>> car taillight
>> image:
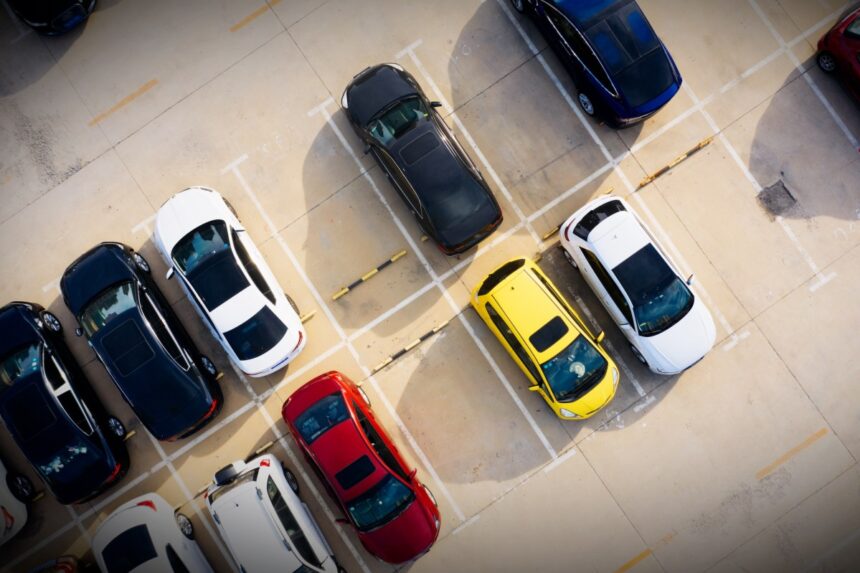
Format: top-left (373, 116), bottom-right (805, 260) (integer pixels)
top-left (292, 330), bottom-right (304, 352)
top-left (137, 500), bottom-right (156, 511)
top-left (2, 506), bottom-right (13, 531)
top-left (204, 398), bottom-right (219, 419)
top-left (260, 459), bottom-right (270, 467)
top-left (104, 463), bottom-right (122, 484)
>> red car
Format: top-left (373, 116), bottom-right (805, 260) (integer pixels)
top-left (282, 371), bottom-right (440, 564)
top-left (817, 5), bottom-right (860, 99)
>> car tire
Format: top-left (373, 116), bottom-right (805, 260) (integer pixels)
top-left (132, 252), bottom-right (150, 274)
top-left (40, 311), bottom-right (63, 333)
top-left (175, 512), bottom-right (195, 540)
top-left (107, 416), bottom-right (127, 440)
top-left (510, 0), bottom-right (527, 13)
top-left (283, 466), bottom-right (300, 495)
top-left (200, 355), bottom-right (218, 378)
top-left (357, 385), bottom-right (371, 407)
top-left (817, 51), bottom-right (837, 73)
top-left (286, 293), bottom-right (300, 314)
top-left (629, 344), bottom-right (648, 366)
top-left (561, 247), bottom-right (578, 269)
top-left (7, 472), bottom-right (35, 503)
top-left (578, 91), bottom-right (596, 117)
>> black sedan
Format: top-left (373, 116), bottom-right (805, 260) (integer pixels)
top-left (342, 64), bottom-right (503, 255)
top-left (0, 302), bottom-right (129, 505)
top-left (7, 0), bottom-right (96, 35)
top-left (60, 243), bottom-right (223, 442)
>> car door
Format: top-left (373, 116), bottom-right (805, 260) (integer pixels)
top-left (372, 147), bottom-right (430, 229)
top-left (841, 15), bottom-right (860, 91)
top-left (578, 247), bottom-right (636, 340)
top-left (485, 302), bottom-right (553, 401)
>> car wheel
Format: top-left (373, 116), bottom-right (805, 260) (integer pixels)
top-left (283, 467), bottom-right (300, 495)
top-left (200, 355), bottom-right (218, 377)
top-left (40, 311), bottom-right (63, 333)
top-left (7, 472), bottom-right (35, 502)
top-left (561, 247), bottom-right (578, 269)
top-left (510, 0), bottom-right (526, 13)
top-left (286, 293), bottom-right (300, 314)
top-left (817, 51), bottom-right (837, 73)
top-left (107, 416), bottom-right (127, 440)
top-left (357, 385), bottom-right (371, 407)
top-left (131, 252), bottom-right (150, 274)
top-left (630, 344), bottom-right (648, 366)
top-left (175, 512), bottom-right (195, 539)
top-left (578, 91), bottom-right (596, 117)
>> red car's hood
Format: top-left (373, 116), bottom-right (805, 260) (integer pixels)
top-left (359, 498), bottom-right (438, 564)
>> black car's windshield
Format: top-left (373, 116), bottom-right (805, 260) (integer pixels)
top-left (80, 282), bottom-right (136, 337)
top-left (294, 393), bottom-right (349, 444)
top-left (347, 474), bottom-right (415, 532)
top-left (613, 244), bottom-right (694, 336)
top-left (367, 96), bottom-right (428, 145)
top-left (540, 336), bottom-right (608, 402)
top-left (101, 524), bottom-right (158, 573)
top-left (0, 343), bottom-right (41, 387)
top-left (172, 221), bottom-right (231, 274)
top-left (223, 306), bottom-right (287, 361)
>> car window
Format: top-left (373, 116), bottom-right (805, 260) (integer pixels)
top-left (347, 474), bottom-right (415, 532)
top-left (80, 282), bottom-right (136, 336)
top-left (44, 354), bottom-right (93, 435)
top-left (101, 524), bottom-right (157, 573)
top-left (353, 403), bottom-right (410, 482)
top-left (367, 96), bottom-right (429, 145)
top-left (172, 221), bottom-right (231, 275)
top-left (165, 544), bottom-right (190, 573)
top-left (485, 303), bottom-right (545, 387)
top-left (546, 6), bottom-right (613, 90)
top-left (223, 306), bottom-right (287, 361)
top-left (580, 248), bottom-right (633, 324)
top-left (375, 149), bottom-right (423, 214)
top-left (0, 343), bottom-right (41, 387)
top-left (293, 393), bottom-right (349, 444)
top-left (231, 230), bottom-right (275, 305)
top-left (541, 336), bottom-right (608, 402)
top-left (846, 17), bottom-right (860, 38)
top-left (139, 293), bottom-right (187, 368)
top-left (266, 477), bottom-right (323, 568)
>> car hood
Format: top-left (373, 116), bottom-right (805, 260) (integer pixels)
top-left (60, 243), bottom-right (132, 316)
top-left (566, 371), bottom-right (616, 417)
top-left (359, 498), bottom-right (437, 564)
top-left (642, 298), bottom-right (716, 373)
top-left (345, 65), bottom-right (419, 126)
top-left (0, 304), bottom-right (40, 358)
top-left (155, 188), bottom-right (227, 258)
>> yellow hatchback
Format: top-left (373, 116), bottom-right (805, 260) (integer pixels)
top-left (472, 258), bottom-right (619, 420)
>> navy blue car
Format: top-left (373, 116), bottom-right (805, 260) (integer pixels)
top-left (7, 0), bottom-right (96, 35)
top-left (60, 243), bottom-right (223, 442)
top-left (512, 0), bottom-right (682, 127)
top-left (0, 302), bottom-right (129, 505)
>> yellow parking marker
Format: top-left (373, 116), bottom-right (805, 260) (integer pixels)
top-left (31, 491), bottom-right (45, 502)
top-left (332, 249), bottom-right (408, 301)
top-left (613, 548), bottom-right (652, 573)
top-left (372, 320), bottom-right (449, 374)
top-left (420, 235), bottom-right (429, 242)
top-left (89, 79), bottom-right (158, 126)
top-left (636, 136), bottom-right (713, 190)
top-left (123, 430), bottom-right (136, 442)
top-left (756, 428), bottom-right (829, 480)
top-left (252, 440), bottom-right (275, 457)
top-left (300, 309), bottom-right (316, 324)
top-left (229, 0), bottom-right (281, 33)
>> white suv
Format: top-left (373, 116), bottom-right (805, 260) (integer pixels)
top-left (560, 196), bottom-right (716, 374)
top-left (205, 454), bottom-right (342, 573)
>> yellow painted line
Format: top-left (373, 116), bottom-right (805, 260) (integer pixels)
top-left (89, 79), bottom-right (158, 126)
top-left (756, 428), bottom-right (829, 480)
top-left (613, 549), bottom-right (652, 573)
top-left (229, 0), bottom-right (281, 33)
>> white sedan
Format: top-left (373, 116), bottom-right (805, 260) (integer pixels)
top-left (155, 187), bottom-right (307, 377)
top-left (92, 493), bottom-right (212, 573)
top-left (0, 458), bottom-right (32, 547)
top-left (205, 454), bottom-right (342, 573)
top-left (560, 196), bottom-right (716, 374)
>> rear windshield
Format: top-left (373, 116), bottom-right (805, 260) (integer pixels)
top-left (294, 393), bottom-right (349, 444)
top-left (80, 282), bottom-right (136, 336)
top-left (347, 474), bottom-right (415, 532)
top-left (0, 343), bottom-right (41, 387)
top-left (101, 524), bottom-right (157, 573)
top-left (223, 306), bottom-right (287, 361)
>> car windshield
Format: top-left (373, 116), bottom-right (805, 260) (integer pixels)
top-left (101, 524), bottom-right (157, 573)
top-left (540, 335), bottom-right (608, 402)
top-left (612, 245), bottom-right (694, 336)
top-left (347, 474), bottom-right (415, 532)
top-left (172, 221), bottom-right (231, 275)
top-left (0, 343), bottom-right (41, 387)
top-left (80, 282), bottom-right (136, 337)
top-left (294, 393), bottom-right (349, 444)
top-left (223, 307), bottom-right (287, 361)
top-left (367, 96), bottom-right (428, 145)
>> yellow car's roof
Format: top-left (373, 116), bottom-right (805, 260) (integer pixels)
top-left (489, 264), bottom-right (583, 363)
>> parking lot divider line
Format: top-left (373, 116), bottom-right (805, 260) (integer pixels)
top-left (64, 505), bottom-right (91, 545)
top-left (331, 249), bottom-right (408, 301)
top-left (371, 321), bottom-right (449, 374)
top-left (88, 79), bottom-right (158, 126)
top-left (309, 99), bottom-right (559, 462)
top-left (396, 40), bottom-right (543, 247)
top-left (756, 428), bottom-right (829, 480)
top-left (229, 0), bottom-right (282, 33)
top-left (222, 151), bottom-right (468, 523)
top-left (636, 137), bottom-right (713, 190)
top-left (613, 548), bottom-right (653, 573)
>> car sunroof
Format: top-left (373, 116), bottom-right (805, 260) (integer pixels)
top-left (103, 320), bottom-right (155, 377)
top-left (399, 131), bottom-right (439, 166)
top-left (335, 455), bottom-right (375, 490)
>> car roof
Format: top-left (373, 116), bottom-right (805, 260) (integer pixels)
top-left (346, 64), bottom-right (419, 126)
top-left (310, 413), bottom-right (387, 501)
top-left (588, 209), bottom-right (650, 269)
top-left (555, 0), bottom-right (630, 29)
top-left (60, 243), bottom-right (133, 316)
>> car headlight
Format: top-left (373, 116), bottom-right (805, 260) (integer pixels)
top-left (559, 408), bottom-right (581, 419)
top-left (340, 91), bottom-right (349, 109)
top-left (612, 367), bottom-right (619, 388)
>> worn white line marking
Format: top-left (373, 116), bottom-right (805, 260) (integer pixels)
top-left (543, 446), bottom-right (579, 474)
top-left (222, 154), bottom-right (468, 522)
top-left (131, 213), bottom-right (157, 236)
top-left (452, 514), bottom-right (481, 535)
top-left (41, 277), bottom-right (61, 295)
top-left (271, 340), bottom-right (346, 393)
top-left (309, 99), bottom-right (558, 462)
top-left (65, 505), bottom-right (91, 545)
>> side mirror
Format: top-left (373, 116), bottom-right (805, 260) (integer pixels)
top-left (596, 331), bottom-right (605, 343)
top-left (409, 468), bottom-right (418, 480)
top-left (686, 273), bottom-right (695, 286)
top-left (75, 327), bottom-right (83, 337)
top-left (430, 101), bottom-right (443, 108)
top-left (528, 386), bottom-right (541, 393)
top-left (165, 268), bottom-right (175, 280)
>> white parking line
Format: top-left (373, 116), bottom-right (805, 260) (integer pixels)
top-left (64, 505), bottom-right (91, 545)
top-left (542, 445), bottom-right (578, 474)
top-left (131, 213), bottom-right (157, 236)
top-left (41, 277), bottom-right (61, 295)
top-left (308, 99), bottom-right (558, 462)
top-left (222, 154), bottom-right (469, 523)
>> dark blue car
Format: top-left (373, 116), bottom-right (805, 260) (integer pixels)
top-left (0, 302), bottom-right (129, 505)
top-left (512, 0), bottom-right (682, 127)
top-left (60, 243), bottom-right (223, 442)
top-left (7, 0), bottom-right (96, 35)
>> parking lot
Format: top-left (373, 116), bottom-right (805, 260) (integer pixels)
top-left (2, 0), bottom-right (860, 571)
